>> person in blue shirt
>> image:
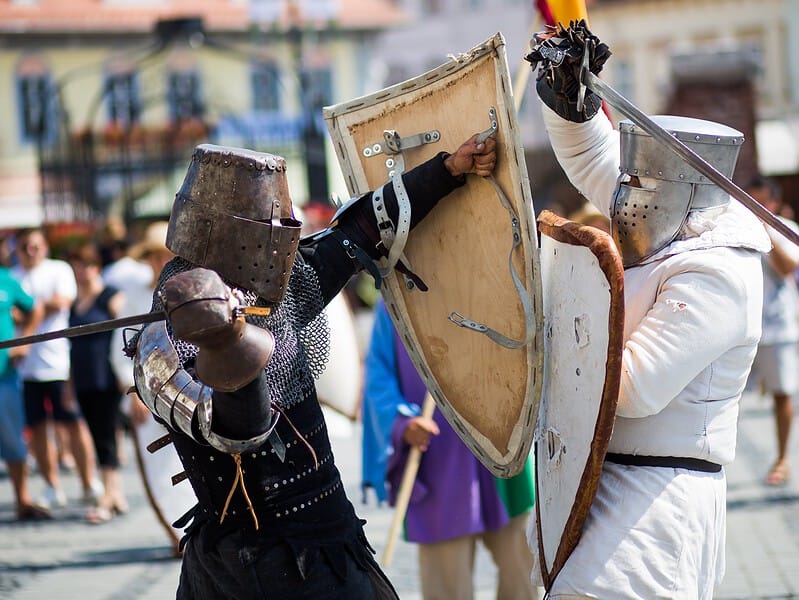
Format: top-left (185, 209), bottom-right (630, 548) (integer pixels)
top-left (0, 235), bottom-right (46, 519)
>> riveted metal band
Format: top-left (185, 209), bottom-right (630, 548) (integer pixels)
top-left (134, 321), bottom-right (277, 454)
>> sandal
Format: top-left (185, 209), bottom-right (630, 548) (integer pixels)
top-left (86, 499), bottom-right (127, 524)
top-left (87, 504), bottom-right (116, 524)
top-left (766, 462), bottom-right (790, 486)
top-left (17, 503), bottom-right (52, 521)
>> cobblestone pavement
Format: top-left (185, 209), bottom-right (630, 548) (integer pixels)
top-left (0, 397), bottom-right (797, 599)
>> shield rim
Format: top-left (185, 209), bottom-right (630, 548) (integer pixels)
top-left (535, 210), bottom-right (624, 590)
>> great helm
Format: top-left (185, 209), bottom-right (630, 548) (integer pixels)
top-left (610, 115), bottom-right (744, 267)
top-left (166, 144), bottom-right (302, 305)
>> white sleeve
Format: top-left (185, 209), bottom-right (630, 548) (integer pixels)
top-left (110, 325), bottom-right (134, 390)
top-left (55, 261), bottom-right (78, 301)
top-left (110, 286), bottom-right (153, 390)
top-left (541, 102), bottom-right (621, 218)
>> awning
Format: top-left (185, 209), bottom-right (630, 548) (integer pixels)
top-left (0, 194), bottom-right (43, 229)
top-left (756, 118), bottom-right (799, 176)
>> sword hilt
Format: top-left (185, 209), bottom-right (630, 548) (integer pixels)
top-left (576, 41), bottom-right (591, 114)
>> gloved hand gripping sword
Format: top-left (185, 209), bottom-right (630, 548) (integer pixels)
top-left (525, 19), bottom-right (611, 124)
top-left (159, 267), bottom-right (274, 393)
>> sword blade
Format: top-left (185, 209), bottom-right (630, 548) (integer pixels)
top-left (583, 70), bottom-right (799, 248)
top-left (0, 311), bottom-right (166, 350)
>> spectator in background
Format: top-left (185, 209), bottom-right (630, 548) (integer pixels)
top-left (745, 176), bottom-right (799, 485)
top-left (362, 299), bottom-right (538, 600)
top-left (0, 235), bottom-right (47, 519)
top-left (11, 228), bottom-right (100, 509)
top-left (110, 221), bottom-right (195, 553)
top-left (67, 242), bottom-right (128, 522)
top-left (98, 218), bottom-right (152, 466)
top-left (101, 223), bottom-right (154, 297)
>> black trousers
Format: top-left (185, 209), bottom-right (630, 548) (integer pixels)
top-left (177, 524), bottom-right (398, 600)
top-left (76, 387), bottom-right (123, 468)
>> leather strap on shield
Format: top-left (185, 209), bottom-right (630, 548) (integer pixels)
top-left (448, 175), bottom-right (535, 350)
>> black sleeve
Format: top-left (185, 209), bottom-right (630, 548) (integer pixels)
top-left (300, 152), bottom-right (466, 305)
top-left (207, 371), bottom-right (273, 440)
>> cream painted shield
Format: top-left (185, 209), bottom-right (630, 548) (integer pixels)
top-left (535, 211), bottom-right (624, 591)
top-left (315, 292), bottom-right (363, 420)
top-left (324, 33), bottom-right (542, 477)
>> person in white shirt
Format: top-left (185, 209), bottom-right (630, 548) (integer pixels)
top-left (11, 228), bottom-right (100, 508)
top-left (109, 221), bottom-right (196, 554)
top-left (526, 21), bottom-right (771, 599)
top-left (745, 176), bottom-right (799, 485)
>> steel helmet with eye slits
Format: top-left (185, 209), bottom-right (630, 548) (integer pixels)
top-left (610, 115), bottom-right (745, 267)
top-left (166, 144), bottom-right (302, 305)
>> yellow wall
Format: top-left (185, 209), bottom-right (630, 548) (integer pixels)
top-left (589, 0), bottom-right (789, 119)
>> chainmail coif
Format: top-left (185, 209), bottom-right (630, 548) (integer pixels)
top-left (150, 256), bottom-right (331, 409)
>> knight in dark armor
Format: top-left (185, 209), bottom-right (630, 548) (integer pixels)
top-left (126, 134), bottom-right (496, 599)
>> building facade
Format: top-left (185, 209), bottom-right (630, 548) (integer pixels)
top-left (0, 0), bottom-right (405, 228)
top-left (589, 0), bottom-right (799, 193)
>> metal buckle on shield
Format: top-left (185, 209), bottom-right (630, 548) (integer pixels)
top-left (476, 107), bottom-right (498, 144)
top-left (361, 129), bottom-right (441, 158)
top-left (450, 309), bottom-right (529, 349)
top-left (448, 312), bottom-right (488, 333)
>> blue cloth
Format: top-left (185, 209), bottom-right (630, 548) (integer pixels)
top-left (361, 301), bottom-right (534, 544)
top-left (0, 373), bottom-right (27, 461)
top-left (0, 267), bottom-right (34, 462)
top-left (0, 267), bottom-right (34, 378)
top-left (361, 300), bottom-right (403, 504)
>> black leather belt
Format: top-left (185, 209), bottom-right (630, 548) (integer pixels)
top-left (605, 453), bottom-right (722, 473)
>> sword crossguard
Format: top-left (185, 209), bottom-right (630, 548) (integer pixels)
top-left (576, 41), bottom-right (592, 114)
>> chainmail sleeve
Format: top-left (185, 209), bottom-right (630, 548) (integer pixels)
top-left (150, 256), bottom-right (329, 410)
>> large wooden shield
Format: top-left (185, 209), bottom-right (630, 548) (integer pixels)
top-left (535, 211), bottom-right (624, 590)
top-left (324, 33), bottom-right (542, 476)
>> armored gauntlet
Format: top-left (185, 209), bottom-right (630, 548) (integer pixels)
top-left (160, 267), bottom-right (274, 392)
top-left (525, 19), bottom-right (611, 123)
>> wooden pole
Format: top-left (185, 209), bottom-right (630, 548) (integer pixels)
top-left (381, 392), bottom-right (436, 567)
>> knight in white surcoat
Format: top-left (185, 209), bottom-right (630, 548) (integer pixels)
top-left (526, 21), bottom-right (770, 599)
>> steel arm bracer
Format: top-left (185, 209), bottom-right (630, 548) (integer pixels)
top-left (133, 321), bottom-right (278, 454)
